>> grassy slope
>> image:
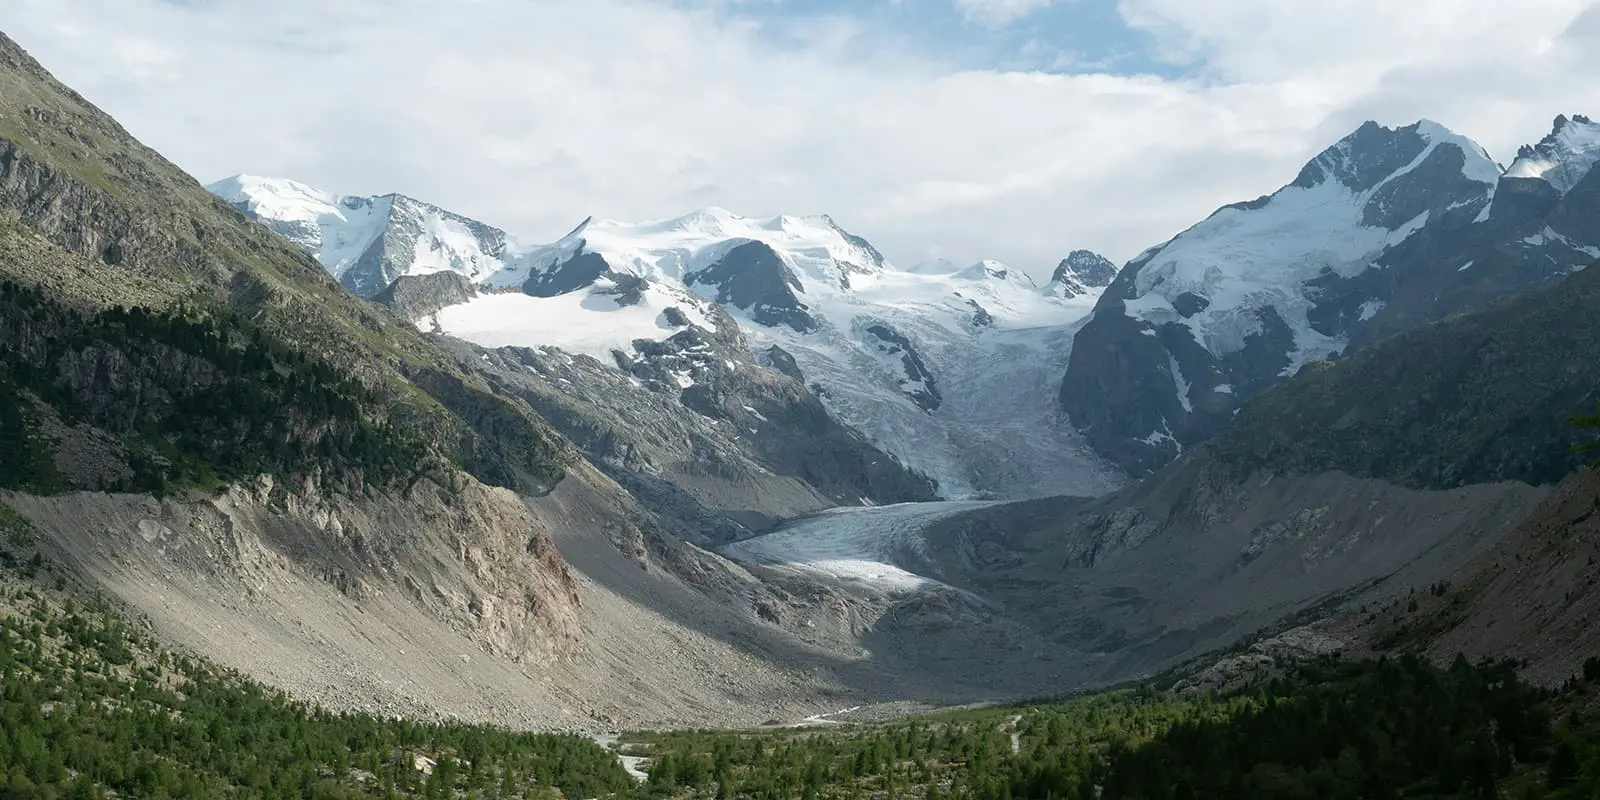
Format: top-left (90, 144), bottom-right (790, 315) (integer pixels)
top-left (1209, 259), bottom-right (1600, 489)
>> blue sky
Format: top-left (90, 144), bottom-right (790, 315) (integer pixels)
top-left (703, 0), bottom-right (1183, 78)
top-left (8, 0), bottom-right (1600, 272)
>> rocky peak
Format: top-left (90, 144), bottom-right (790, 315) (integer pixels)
top-left (207, 175), bottom-right (516, 298)
top-left (1291, 120), bottom-right (1431, 192)
top-left (1505, 113), bottom-right (1600, 196)
top-left (1289, 120), bottom-right (1499, 201)
top-left (1047, 250), bottom-right (1118, 298)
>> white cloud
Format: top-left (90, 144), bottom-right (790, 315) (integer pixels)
top-left (955, 0), bottom-right (1053, 26)
top-left (5, 0), bottom-right (1600, 277)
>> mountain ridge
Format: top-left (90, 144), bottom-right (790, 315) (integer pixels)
top-left (1061, 115), bottom-right (1600, 477)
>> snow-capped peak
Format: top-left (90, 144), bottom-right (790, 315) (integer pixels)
top-left (1117, 118), bottom-right (1497, 374)
top-left (210, 174), bottom-right (342, 222)
top-left (1505, 114), bottom-right (1600, 195)
top-left (1051, 250), bottom-right (1118, 287)
top-left (208, 175), bottom-right (514, 296)
top-left (955, 259), bottom-right (1030, 284)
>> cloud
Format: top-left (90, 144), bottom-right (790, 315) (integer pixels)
top-left (955, 0), bottom-right (1054, 26)
top-left (5, 0), bottom-right (1600, 276)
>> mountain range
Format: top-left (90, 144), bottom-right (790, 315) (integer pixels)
top-left (2, 22), bottom-right (1600, 744)
top-left (211, 175), bottom-right (1124, 500)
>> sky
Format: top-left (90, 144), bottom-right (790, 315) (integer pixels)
top-left (8, 0), bottom-right (1600, 274)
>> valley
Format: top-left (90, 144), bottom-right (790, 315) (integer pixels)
top-left (3, 16), bottom-right (1600, 799)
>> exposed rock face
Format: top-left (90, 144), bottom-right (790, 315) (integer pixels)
top-left (1062, 117), bottom-right (1600, 477)
top-left (685, 241), bottom-right (818, 333)
top-left (374, 270), bottom-right (479, 321)
top-left (525, 250), bottom-right (618, 298)
top-left (446, 303), bottom-right (937, 545)
top-left (1046, 250), bottom-right (1118, 299)
top-left (862, 322), bottom-right (942, 413)
top-left (31, 472), bottom-right (582, 662)
top-left (341, 195), bottom-right (510, 299)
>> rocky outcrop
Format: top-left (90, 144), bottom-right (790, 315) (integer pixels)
top-left (524, 250), bottom-right (617, 298)
top-left (685, 241), bottom-right (818, 332)
top-left (1173, 625), bottom-right (1348, 696)
top-left (375, 270), bottom-right (479, 321)
top-left (862, 322), bottom-right (941, 413)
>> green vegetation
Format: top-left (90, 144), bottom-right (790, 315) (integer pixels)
top-left (1574, 402), bottom-right (1600, 467)
top-left (613, 656), bottom-right (1600, 800)
top-left (0, 32), bottom-right (572, 497)
top-left (0, 278), bottom-right (430, 495)
top-left (1211, 260), bottom-right (1600, 489)
top-left (0, 566), bottom-right (633, 799)
top-left (0, 503), bottom-right (33, 548)
top-left (10, 553), bottom-right (1600, 799)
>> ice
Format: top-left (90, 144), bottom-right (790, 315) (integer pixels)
top-left (1168, 353), bottom-right (1192, 413)
top-left (719, 501), bottom-right (998, 595)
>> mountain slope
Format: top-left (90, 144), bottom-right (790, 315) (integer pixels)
top-left (0, 38), bottom-right (568, 497)
top-left (1208, 255), bottom-right (1600, 489)
top-left (879, 241), bottom-right (1600, 685)
top-left (1063, 118), bottom-right (1600, 476)
top-left (217, 179), bottom-right (1125, 499)
top-left (1347, 467), bottom-right (1600, 687)
top-left (0, 30), bottom-right (915, 730)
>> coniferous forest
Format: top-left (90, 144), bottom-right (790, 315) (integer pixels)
top-left (11, 537), bottom-right (1600, 800)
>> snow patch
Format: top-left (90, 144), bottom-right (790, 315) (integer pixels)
top-left (1167, 354), bottom-right (1192, 413)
